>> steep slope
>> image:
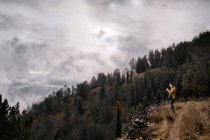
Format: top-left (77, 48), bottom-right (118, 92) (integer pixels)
top-left (22, 31), bottom-right (210, 140)
top-left (123, 99), bottom-right (210, 140)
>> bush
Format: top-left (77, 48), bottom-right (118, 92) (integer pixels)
top-left (128, 103), bottom-right (144, 119)
top-left (152, 110), bottom-right (164, 124)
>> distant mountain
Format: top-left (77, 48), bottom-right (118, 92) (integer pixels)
top-left (6, 83), bottom-right (60, 109)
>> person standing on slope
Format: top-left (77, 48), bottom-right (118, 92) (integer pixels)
top-left (166, 83), bottom-right (176, 113)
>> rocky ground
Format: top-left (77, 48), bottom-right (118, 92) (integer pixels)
top-left (123, 105), bottom-right (160, 140)
top-left (120, 99), bottom-right (210, 140)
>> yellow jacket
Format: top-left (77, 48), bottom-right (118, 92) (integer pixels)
top-left (167, 87), bottom-right (176, 99)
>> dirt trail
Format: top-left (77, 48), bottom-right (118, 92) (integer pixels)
top-left (168, 108), bottom-right (185, 140)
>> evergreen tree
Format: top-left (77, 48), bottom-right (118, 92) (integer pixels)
top-left (136, 57), bottom-right (146, 73)
top-left (174, 42), bottom-right (188, 65)
top-left (0, 95), bottom-right (32, 140)
top-left (154, 49), bottom-right (161, 67)
top-left (76, 97), bottom-right (84, 115)
top-left (126, 70), bottom-right (130, 84)
top-left (99, 84), bottom-right (106, 100)
top-left (107, 73), bottom-right (114, 86)
top-left (142, 55), bottom-right (150, 70)
top-left (90, 76), bottom-right (97, 89)
top-left (76, 81), bottom-right (90, 100)
top-left (121, 71), bottom-right (126, 84)
top-left (149, 50), bottom-right (155, 68)
top-left (97, 73), bottom-right (107, 86)
top-left (113, 68), bottom-right (121, 85)
top-left (129, 58), bottom-right (136, 73)
top-left (115, 103), bottom-right (121, 138)
top-left (71, 85), bottom-right (76, 96)
top-left (161, 46), bottom-right (177, 68)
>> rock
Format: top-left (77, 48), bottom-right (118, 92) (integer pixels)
top-left (132, 122), bottom-right (139, 128)
top-left (152, 131), bottom-right (158, 136)
top-left (146, 123), bottom-right (151, 127)
top-left (123, 105), bottom-right (160, 140)
top-left (134, 118), bottom-right (144, 125)
top-left (128, 126), bottom-right (134, 131)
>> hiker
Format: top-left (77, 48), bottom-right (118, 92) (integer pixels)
top-left (166, 83), bottom-right (176, 113)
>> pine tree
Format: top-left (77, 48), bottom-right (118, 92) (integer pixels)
top-left (99, 84), bottom-right (106, 99)
top-left (71, 85), bottom-right (76, 96)
top-left (142, 55), bottom-right (149, 70)
top-left (154, 49), bottom-right (161, 67)
top-left (126, 70), bottom-right (130, 84)
top-left (90, 76), bottom-right (97, 88)
top-left (115, 103), bottom-right (121, 138)
top-left (121, 71), bottom-right (126, 84)
top-left (136, 57), bottom-right (146, 73)
top-left (149, 50), bottom-right (155, 68)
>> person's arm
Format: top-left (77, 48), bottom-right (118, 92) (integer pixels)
top-left (166, 88), bottom-right (170, 93)
top-left (168, 88), bottom-right (176, 94)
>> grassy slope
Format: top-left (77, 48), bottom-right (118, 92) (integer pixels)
top-left (148, 99), bottom-right (210, 140)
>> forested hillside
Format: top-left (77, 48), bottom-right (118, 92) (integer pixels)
top-left (1, 31), bottom-right (210, 140)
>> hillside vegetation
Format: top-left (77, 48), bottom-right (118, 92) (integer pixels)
top-left (0, 31), bottom-right (210, 140)
top-left (145, 99), bottom-right (210, 140)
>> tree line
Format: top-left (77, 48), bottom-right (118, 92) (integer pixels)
top-left (1, 31), bottom-right (209, 140)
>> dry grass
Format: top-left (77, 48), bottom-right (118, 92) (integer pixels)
top-left (148, 100), bottom-right (210, 140)
top-left (180, 101), bottom-right (210, 140)
top-left (175, 105), bottom-right (183, 110)
top-left (152, 109), bottom-right (164, 124)
top-left (151, 105), bottom-right (176, 124)
top-left (150, 104), bottom-right (178, 139)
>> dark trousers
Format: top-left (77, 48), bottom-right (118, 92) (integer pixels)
top-left (169, 96), bottom-right (175, 112)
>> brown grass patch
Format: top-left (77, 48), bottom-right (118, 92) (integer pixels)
top-left (180, 101), bottom-right (210, 140)
top-left (152, 109), bottom-right (164, 124)
top-left (151, 106), bottom-right (175, 124)
top-left (148, 100), bottom-right (210, 140)
top-left (175, 105), bottom-right (183, 110)
top-left (150, 105), bottom-right (176, 139)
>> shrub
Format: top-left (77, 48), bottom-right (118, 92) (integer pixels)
top-left (152, 110), bottom-right (164, 123)
top-left (128, 103), bottom-right (144, 119)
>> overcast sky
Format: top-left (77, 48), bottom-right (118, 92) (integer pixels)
top-left (0, 0), bottom-right (210, 108)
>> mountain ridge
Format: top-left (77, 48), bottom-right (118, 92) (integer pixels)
top-left (1, 31), bottom-right (210, 140)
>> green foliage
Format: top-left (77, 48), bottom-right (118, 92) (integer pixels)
top-left (63, 101), bottom-right (70, 130)
top-left (76, 81), bottom-right (90, 100)
top-left (99, 84), bottom-right (106, 100)
top-left (128, 103), bottom-right (144, 119)
top-left (149, 49), bottom-right (161, 68)
top-left (76, 96), bottom-right (84, 115)
top-left (0, 95), bottom-right (32, 140)
top-left (97, 73), bottom-right (107, 86)
top-left (32, 94), bottom-right (62, 116)
top-left (100, 102), bottom-right (113, 123)
top-left (174, 42), bottom-right (189, 65)
top-left (89, 101), bottom-right (99, 122)
top-left (115, 104), bottom-right (121, 138)
top-left (182, 63), bottom-right (209, 97)
top-left (136, 57), bottom-right (146, 73)
top-left (155, 90), bottom-right (162, 104)
top-left (90, 76), bottom-right (97, 89)
top-left (29, 119), bottom-right (54, 140)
